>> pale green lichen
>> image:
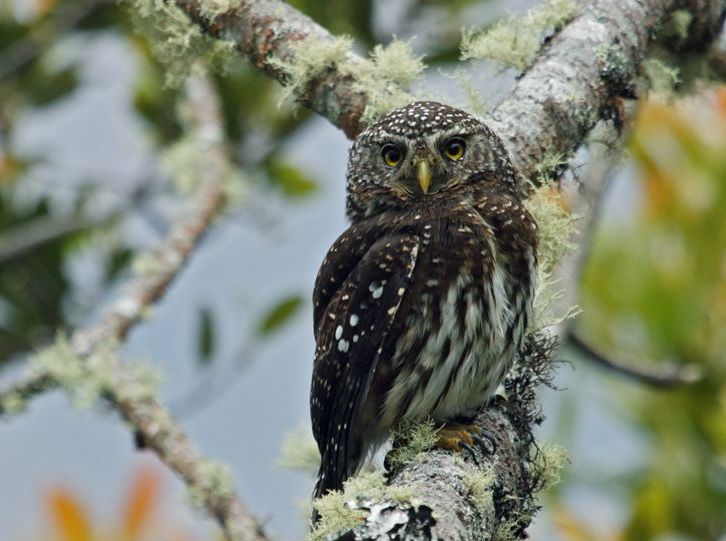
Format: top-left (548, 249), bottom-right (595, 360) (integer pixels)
top-left (493, 514), bottom-right (526, 541)
top-left (463, 465), bottom-right (495, 517)
top-left (524, 186), bottom-right (580, 329)
top-left (452, 70), bottom-right (489, 116)
top-left (29, 336), bottom-right (162, 409)
top-left (161, 128), bottom-right (243, 207)
top-left (163, 135), bottom-right (206, 194)
top-left (386, 417), bottom-right (440, 469)
top-left (643, 58), bottom-right (681, 94)
top-left (310, 471), bottom-right (417, 540)
top-left (355, 39), bottom-right (424, 123)
top-left (113, 358), bottom-right (164, 403)
top-left (0, 391), bottom-right (26, 415)
top-left (368, 40), bottom-right (424, 88)
top-left (277, 424), bottom-right (320, 474)
top-left (268, 35), bottom-right (354, 103)
top-left (662, 9), bottom-right (693, 43)
top-left (461, 0), bottom-right (577, 71)
top-left (127, 0), bottom-right (237, 87)
top-left (30, 335), bottom-right (105, 408)
top-left (310, 490), bottom-right (366, 540)
top-left (270, 35), bottom-right (424, 123)
top-left (197, 0), bottom-right (238, 20)
top-left (187, 460), bottom-right (235, 510)
top-left (533, 151), bottom-right (568, 185)
top-left (535, 442), bottom-right (568, 491)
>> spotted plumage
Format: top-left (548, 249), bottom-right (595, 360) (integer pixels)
top-left (310, 101), bottom-right (538, 504)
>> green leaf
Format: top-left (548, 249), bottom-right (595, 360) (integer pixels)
top-left (267, 159), bottom-right (318, 198)
top-left (23, 65), bottom-right (78, 106)
top-left (197, 307), bottom-right (216, 365)
top-left (256, 295), bottom-right (303, 336)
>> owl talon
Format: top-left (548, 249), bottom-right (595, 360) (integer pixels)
top-left (435, 422), bottom-right (478, 451)
top-left (457, 441), bottom-right (481, 466)
top-left (435, 422), bottom-right (497, 464)
top-left (472, 429), bottom-right (496, 455)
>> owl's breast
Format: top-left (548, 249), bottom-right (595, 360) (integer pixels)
top-left (368, 205), bottom-right (527, 428)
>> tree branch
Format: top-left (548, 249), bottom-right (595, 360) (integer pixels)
top-left (174, 0), bottom-right (374, 138)
top-left (0, 214), bottom-right (106, 265)
top-left (488, 0), bottom-right (725, 180)
top-left (176, 0), bottom-right (725, 178)
top-left (0, 71), bottom-right (270, 541)
top-left (566, 330), bottom-right (702, 388)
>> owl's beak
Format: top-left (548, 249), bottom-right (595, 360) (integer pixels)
top-left (416, 160), bottom-right (432, 194)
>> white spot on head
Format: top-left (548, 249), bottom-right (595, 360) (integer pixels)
top-left (350, 314), bottom-right (359, 326)
top-left (372, 286), bottom-right (383, 299)
top-left (335, 325), bottom-right (343, 340)
top-left (337, 339), bottom-right (349, 352)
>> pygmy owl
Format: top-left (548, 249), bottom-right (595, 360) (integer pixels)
top-left (310, 101), bottom-right (538, 505)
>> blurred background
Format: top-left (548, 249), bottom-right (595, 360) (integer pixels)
top-left (0, 0), bottom-right (724, 540)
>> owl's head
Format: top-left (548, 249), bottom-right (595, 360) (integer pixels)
top-left (345, 101), bottom-right (519, 222)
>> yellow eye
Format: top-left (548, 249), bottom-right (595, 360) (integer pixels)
top-left (381, 144), bottom-right (404, 167)
top-left (443, 138), bottom-right (466, 161)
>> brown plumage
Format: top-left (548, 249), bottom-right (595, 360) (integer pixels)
top-left (310, 101), bottom-right (538, 504)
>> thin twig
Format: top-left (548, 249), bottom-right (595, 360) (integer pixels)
top-left (567, 330), bottom-right (702, 388)
top-left (0, 213), bottom-right (114, 265)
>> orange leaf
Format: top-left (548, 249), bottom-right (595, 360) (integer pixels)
top-left (716, 85), bottom-right (726, 118)
top-left (121, 464), bottom-right (162, 540)
top-left (34, 0), bottom-right (56, 17)
top-left (46, 489), bottom-right (93, 541)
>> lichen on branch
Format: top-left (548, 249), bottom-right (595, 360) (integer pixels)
top-left (461, 0), bottom-right (577, 71)
top-left (268, 35), bottom-right (425, 123)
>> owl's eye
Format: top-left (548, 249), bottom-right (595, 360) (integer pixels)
top-left (381, 144), bottom-right (405, 167)
top-left (443, 138), bottom-right (466, 161)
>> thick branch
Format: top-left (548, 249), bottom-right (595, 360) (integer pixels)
top-left (175, 0), bottom-right (372, 138)
top-left (487, 0), bottom-right (726, 180)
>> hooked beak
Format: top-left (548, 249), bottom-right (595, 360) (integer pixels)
top-left (416, 160), bottom-right (432, 194)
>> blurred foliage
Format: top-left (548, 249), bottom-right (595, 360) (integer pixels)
top-left (578, 88), bottom-right (726, 540)
top-left (0, 0), bottom-right (352, 365)
top-left (196, 307), bottom-right (216, 365)
top-left (0, 194), bottom-right (74, 360)
top-left (42, 462), bottom-right (209, 541)
top-left (256, 294), bottom-right (304, 337)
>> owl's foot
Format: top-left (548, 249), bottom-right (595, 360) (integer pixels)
top-left (435, 421), bottom-right (496, 461)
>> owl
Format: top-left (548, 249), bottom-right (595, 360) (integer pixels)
top-left (310, 101), bottom-right (538, 506)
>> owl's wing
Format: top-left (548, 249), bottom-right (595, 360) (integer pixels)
top-left (311, 231), bottom-right (419, 497)
top-left (312, 228), bottom-right (379, 341)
